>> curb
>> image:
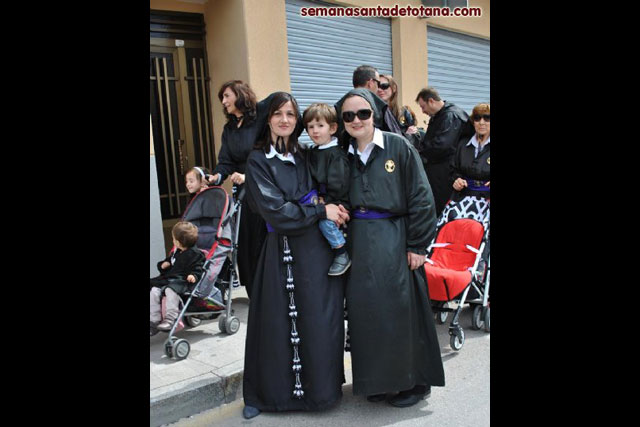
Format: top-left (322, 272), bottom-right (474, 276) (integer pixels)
top-left (150, 368), bottom-right (243, 426)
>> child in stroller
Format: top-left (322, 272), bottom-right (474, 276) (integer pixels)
top-left (150, 221), bottom-right (205, 335)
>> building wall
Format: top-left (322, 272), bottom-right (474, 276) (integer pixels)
top-left (150, 116), bottom-right (167, 275)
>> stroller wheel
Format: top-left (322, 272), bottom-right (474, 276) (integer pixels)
top-left (185, 316), bottom-right (202, 327)
top-left (450, 328), bottom-right (465, 351)
top-left (164, 337), bottom-right (177, 358)
top-left (173, 339), bottom-right (191, 360)
top-left (471, 305), bottom-right (485, 330)
top-left (436, 302), bottom-right (449, 324)
top-left (218, 314), bottom-right (228, 333)
top-left (483, 306), bottom-right (490, 332)
top-left (226, 316), bottom-right (240, 335)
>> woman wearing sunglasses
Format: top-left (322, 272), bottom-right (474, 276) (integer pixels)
top-left (242, 92), bottom-right (350, 419)
top-left (340, 90), bottom-right (445, 408)
top-left (451, 103), bottom-right (490, 201)
top-left (377, 74), bottom-right (419, 137)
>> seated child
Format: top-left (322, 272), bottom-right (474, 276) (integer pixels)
top-left (303, 103), bottom-right (351, 275)
top-left (150, 221), bottom-right (205, 335)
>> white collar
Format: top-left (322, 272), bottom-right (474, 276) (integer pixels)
top-left (265, 144), bottom-right (296, 164)
top-left (467, 134), bottom-right (491, 148)
top-left (315, 137), bottom-right (339, 150)
top-left (348, 128), bottom-right (384, 155)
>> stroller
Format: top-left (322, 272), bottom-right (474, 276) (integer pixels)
top-left (161, 185), bottom-right (244, 360)
top-left (424, 196), bottom-right (490, 351)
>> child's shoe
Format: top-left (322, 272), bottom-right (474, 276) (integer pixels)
top-left (157, 319), bottom-right (174, 331)
top-left (328, 252), bottom-right (351, 276)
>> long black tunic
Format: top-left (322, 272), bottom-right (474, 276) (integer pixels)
top-left (243, 148), bottom-right (345, 412)
top-left (211, 96), bottom-right (276, 298)
top-left (346, 130), bottom-right (445, 396)
top-left (308, 144), bottom-right (350, 208)
top-left (417, 101), bottom-right (471, 217)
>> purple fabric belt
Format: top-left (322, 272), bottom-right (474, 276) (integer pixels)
top-left (266, 189), bottom-right (319, 232)
top-left (352, 207), bottom-right (395, 219)
top-left (464, 177), bottom-right (490, 192)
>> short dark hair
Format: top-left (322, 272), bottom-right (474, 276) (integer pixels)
top-left (353, 65), bottom-right (378, 88)
top-left (217, 80), bottom-right (257, 123)
top-left (255, 92), bottom-right (301, 155)
top-left (415, 87), bottom-right (442, 103)
top-left (303, 103), bottom-right (338, 128)
top-left (172, 221), bottom-right (199, 249)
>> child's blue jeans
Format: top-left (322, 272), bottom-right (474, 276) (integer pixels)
top-left (319, 219), bottom-right (345, 249)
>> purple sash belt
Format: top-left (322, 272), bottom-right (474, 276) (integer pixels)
top-left (266, 189), bottom-right (319, 232)
top-left (464, 177), bottom-right (490, 192)
top-left (352, 207), bottom-right (395, 219)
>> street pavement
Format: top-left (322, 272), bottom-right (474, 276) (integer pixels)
top-left (153, 297), bottom-right (490, 427)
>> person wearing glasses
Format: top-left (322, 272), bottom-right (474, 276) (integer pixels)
top-left (242, 92), bottom-right (350, 419)
top-left (377, 74), bottom-right (419, 137)
top-left (451, 102), bottom-right (490, 202)
top-left (334, 65), bottom-right (403, 150)
top-left (340, 89), bottom-right (444, 408)
top-left (415, 87), bottom-right (472, 218)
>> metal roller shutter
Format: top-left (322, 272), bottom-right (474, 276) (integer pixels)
top-left (427, 26), bottom-right (490, 115)
top-left (285, 0), bottom-right (393, 145)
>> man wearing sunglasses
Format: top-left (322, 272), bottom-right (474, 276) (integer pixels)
top-left (334, 65), bottom-right (403, 150)
top-left (415, 87), bottom-right (472, 218)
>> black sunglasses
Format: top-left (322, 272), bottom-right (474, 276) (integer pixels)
top-left (342, 109), bottom-right (373, 123)
top-left (473, 114), bottom-right (490, 122)
top-left (379, 82), bottom-right (391, 90)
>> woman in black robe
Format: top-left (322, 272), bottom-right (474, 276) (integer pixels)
top-left (242, 92), bottom-right (351, 419)
top-left (341, 90), bottom-right (445, 407)
top-left (208, 81), bottom-right (270, 298)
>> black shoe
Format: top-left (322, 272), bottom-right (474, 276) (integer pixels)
top-left (328, 252), bottom-right (351, 276)
top-left (388, 388), bottom-right (426, 408)
top-left (242, 405), bottom-right (261, 419)
top-left (150, 322), bottom-right (159, 336)
top-left (366, 393), bottom-right (386, 403)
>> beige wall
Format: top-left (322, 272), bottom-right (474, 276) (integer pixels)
top-left (150, 0), bottom-right (205, 14)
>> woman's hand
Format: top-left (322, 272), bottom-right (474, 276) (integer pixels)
top-left (407, 252), bottom-right (424, 270)
top-left (230, 172), bottom-right (245, 185)
top-left (187, 274), bottom-right (197, 283)
top-left (453, 178), bottom-right (467, 191)
top-left (406, 125), bottom-right (418, 135)
top-left (161, 261), bottom-right (171, 270)
top-left (325, 203), bottom-right (350, 227)
top-left (207, 173), bottom-right (221, 184)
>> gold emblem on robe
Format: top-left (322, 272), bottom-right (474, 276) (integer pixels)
top-left (385, 160), bottom-right (395, 173)
top-left (487, 157), bottom-right (490, 165)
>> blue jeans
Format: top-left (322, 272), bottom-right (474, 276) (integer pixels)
top-left (319, 219), bottom-right (345, 249)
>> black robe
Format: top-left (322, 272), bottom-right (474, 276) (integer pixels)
top-left (243, 147), bottom-right (345, 412)
top-left (211, 95), bottom-right (277, 298)
top-left (346, 129), bottom-right (445, 396)
top-left (308, 144), bottom-right (350, 208)
top-left (417, 101), bottom-right (471, 217)
top-left (450, 134), bottom-right (490, 202)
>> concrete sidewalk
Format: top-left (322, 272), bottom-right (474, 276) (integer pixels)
top-left (150, 286), bottom-right (250, 427)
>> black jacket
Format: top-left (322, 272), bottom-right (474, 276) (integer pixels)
top-left (450, 134), bottom-right (490, 200)
top-left (418, 101), bottom-right (471, 165)
top-left (308, 143), bottom-right (350, 208)
top-left (150, 246), bottom-right (206, 294)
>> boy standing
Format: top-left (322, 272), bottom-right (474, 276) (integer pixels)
top-left (303, 103), bottom-right (351, 275)
top-left (150, 221), bottom-right (205, 335)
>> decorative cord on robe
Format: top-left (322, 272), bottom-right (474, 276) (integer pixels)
top-left (283, 236), bottom-right (304, 399)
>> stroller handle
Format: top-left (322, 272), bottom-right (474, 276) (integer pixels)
top-left (233, 185), bottom-right (246, 203)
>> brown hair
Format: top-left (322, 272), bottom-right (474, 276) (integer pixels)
top-left (415, 87), bottom-right (441, 103)
top-left (172, 221), bottom-right (199, 249)
top-left (379, 74), bottom-right (416, 126)
top-left (302, 103), bottom-right (338, 129)
top-left (217, 80), bottom-right (257, 123)
top-left (185, 166), bottom-right (211, 184)
top-left (255, 92), bottom-right (301, 156)
top-left (471, 103), bottom-right (490, 120)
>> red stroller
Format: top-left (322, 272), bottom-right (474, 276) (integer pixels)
top-left (161, 185), bottom-right (244, 360)
top-left (424, 196), bottom-right (490, 351)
